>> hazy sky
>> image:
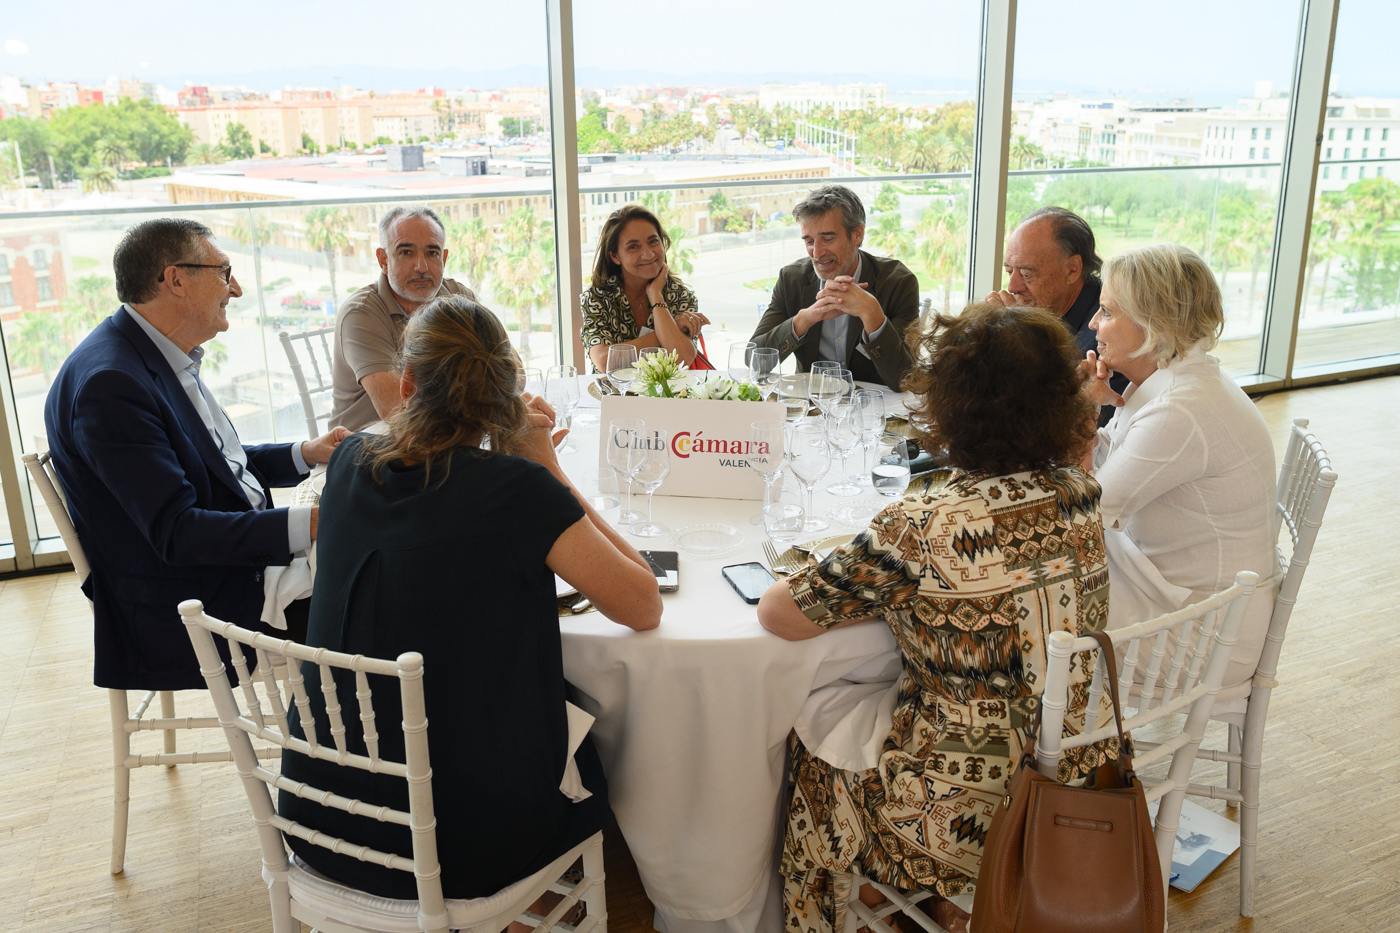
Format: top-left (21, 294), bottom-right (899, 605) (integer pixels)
top-left (1, 0), bottom-right (1394, 97)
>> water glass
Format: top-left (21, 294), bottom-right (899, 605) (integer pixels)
top-left (788, 421), bottom-right (831, 532)
top-left (750, 347), bottom-right (779, 398)
top-left (519, 367), bottom-right (544, 396)
top-left (728, 341), bottom-right (756, 383)
top-left (546, 364), bottom-right (580, 454)
top-left (607, 417), bottom-right (646, 523)
top-left (762, 501), bottom-right (805, 545)
top-left (873, 432), bottom-right (912, 498)
top-left (808, 364), bottom-right (851, 416)
top-left (586, 495), bottom-right (621, 524)
top-left (606, 344), bottom-right (638, 395)
top-left (778, 374), bottom-right (810, 424)
top-left (628, 428), bottom-right (672, 538)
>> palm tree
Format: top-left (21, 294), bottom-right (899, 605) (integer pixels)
top-left (78, 164), bottom-right (117, 194)
top-left (1310, 193), bottom-right (1347, 315)
top-left (444, 215), bottom-right (494, 293)
top-left (1010, 136), bottom-right (1043, 170)
top-left (899, 131), bottom-right (940, 173)
top-left (303, 207), bottom-right (354, 304)
top-left (61, 274), bottom-right (117, 344)
top-left (188, 142), bottom-right (224, 166)
top-left (492, 207), bottom-right (556, 363)
top-left (868, 213), bottom-right (914, 262)
top-left (95, 139), bottom-right (130, 179)
top-left (944, 135), bottom-right (973, 173)
top-left (8, 309), bottom-right (68, 383)
top-left (919, 200), bottom-right (968, 316)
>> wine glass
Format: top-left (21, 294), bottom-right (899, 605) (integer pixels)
top-left (728, 341), bottom-right (756, 383)
top-left (606, 344), bottom-right (638, 395)
top-left (778, 374), bottom-right (810, 425)
top-left (824, 398), bottom-right (864, 497)
top-left (627, 428), bottom-right (671, 538)
top-left (808, 363), bottom-right (850, 417)
top-left (750, 347), bottom-right (779, 398)
top-left (747, 419), bottom-right (786, 526)
top-left (546, 364), bottom-right (580, 454)
top-left (872, 432), bottom-right (912, 498)
top-left (638, 346), bottom-right (664, 363)
top-left (606, 417), bottom-right (646, 524)
top-left (787, 421), bottom-right (831, 532)
top-left (853, 389), bottom-right (885, 487)
top-left (518, 367), bottom-right (544, 396)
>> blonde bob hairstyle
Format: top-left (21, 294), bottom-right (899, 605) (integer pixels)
top-left (1102, 243), bottom-right (1224, 368)
top-left (360, 294), bottom-right (531, 487)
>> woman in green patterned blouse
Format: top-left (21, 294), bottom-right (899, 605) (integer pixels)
top-left (580, 204), bottom-right (709, 372)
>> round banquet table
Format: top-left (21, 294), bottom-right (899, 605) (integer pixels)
top-left (552, 402), bottom-right (899, 933)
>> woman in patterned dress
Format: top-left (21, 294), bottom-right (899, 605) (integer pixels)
top-left (758, 303), bottom-right (1119, 933)
top-left (580, 204), bottom-right (709, 372)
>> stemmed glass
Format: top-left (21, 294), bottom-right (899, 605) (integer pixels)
top-left (518, 367), bottom-right (544, 396)
top-left (747, 419), bottom-right (786, 526)
top-left (750, 347), bottom-right (779, 398)
top-left (872, 432), bottom-right (912, 498)
top-left (728, 341), bottom-right (756, 383)
top-left (853, 389), bottom-right (885, 487)
top-left (808, 363), bottom-right (851, 417)
top-left (606, 344), bottom-right (638, 395)
top-left (788, 421), bottom-right (831, 532)
top-left (824, 398), bottom-right (865, 497)
top-left (627, 428), bottom-right (671, 538)
top-left (545, 364), bottom-right (580, 454)
top-left (607, 417), bottom-right (646, 524)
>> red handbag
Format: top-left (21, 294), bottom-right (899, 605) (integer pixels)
top-left (690, 334), bottom-right (716, 371)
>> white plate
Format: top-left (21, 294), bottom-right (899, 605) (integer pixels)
top-left (798, 532), bottom-right (856, 563)
top-left (671, 523), bottom-right (745, 559)
top-left (555, 575), bottom-right (578, 598)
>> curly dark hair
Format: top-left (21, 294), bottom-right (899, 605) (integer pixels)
top-left (905, 302), bottom-right (1097, 474)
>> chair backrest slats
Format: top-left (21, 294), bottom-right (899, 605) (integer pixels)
top-left (21, 451), bottom-right (91, 583)
top-left (319, 661), bottom-right (350, 757)
top-left (181, 600), bottom-right (442, 916)
top-left (278, 326), bottom-right (338, 440)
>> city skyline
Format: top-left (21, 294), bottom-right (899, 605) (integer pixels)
top-left (1, 0), bottom-right (1395, 98)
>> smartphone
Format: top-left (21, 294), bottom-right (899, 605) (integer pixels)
top-left (722, 562), bottom-right (776, 605)
top-left (640, 550), bottom-right (679, 592)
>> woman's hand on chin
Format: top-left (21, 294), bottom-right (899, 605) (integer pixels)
top-left (644, 263), bottom-right (670, 306)
top-left (1080, 351), bottom-right (1124, 409)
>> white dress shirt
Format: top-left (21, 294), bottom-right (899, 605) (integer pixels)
top-left (1093, 345), bottom-right (1277, 687)
top-left (126, 305), bottom-right (312, 554)
top-left (815, 255), bottom-right (887, 365)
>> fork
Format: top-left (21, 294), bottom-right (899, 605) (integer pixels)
top-left (762, 540), bottom-right (798, 575)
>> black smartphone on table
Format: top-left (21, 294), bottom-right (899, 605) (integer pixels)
top-left (640, 550), bottom-right (679, 592)
top-left (722, 562), bottom-right (776, 605)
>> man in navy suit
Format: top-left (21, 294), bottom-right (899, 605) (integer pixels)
top-left (45, 218), bottom-right (348, 690)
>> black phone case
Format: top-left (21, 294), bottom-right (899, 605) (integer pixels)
top-left (722, 562), bottom-right (774, 604)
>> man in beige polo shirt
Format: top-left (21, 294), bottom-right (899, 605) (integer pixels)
top-left (329, 206), bottom-right (475, 431)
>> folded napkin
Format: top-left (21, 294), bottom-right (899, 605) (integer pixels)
top-left (560, 701), bottom-right (596, 802)
top-left (260, 544), bottom-right (317, 630)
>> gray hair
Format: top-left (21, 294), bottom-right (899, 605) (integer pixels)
top-left (1019, 206), bottom-right (1103, 280)
top-left (113, 218), bottom-right (214, 304)
top-left (1103, 243), bottom-right (1223, 368)
top-left (792, 184), bottom-right (866, 234)
top-left (378, 206), bottom-right (447, 250)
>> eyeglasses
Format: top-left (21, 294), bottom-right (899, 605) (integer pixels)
top-left (166, 263), bottom-right (234, 284)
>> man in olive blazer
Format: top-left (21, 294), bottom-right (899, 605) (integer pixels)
top-left (750, 185), bottom-right (920, 390)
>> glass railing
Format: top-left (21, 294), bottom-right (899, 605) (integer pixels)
top-left (1006, 161), bottom-right (1285, 378)
top-left (0, 160), bottom-right (1329, 547)
top-left (1293, 158), bottom-right (1400, 373)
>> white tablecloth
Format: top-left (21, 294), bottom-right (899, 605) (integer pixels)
top-left (554, 410), bottom-right (899, 931)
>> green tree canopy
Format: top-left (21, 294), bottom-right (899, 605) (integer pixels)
top-left (224, 123), bottom-right (255, 160)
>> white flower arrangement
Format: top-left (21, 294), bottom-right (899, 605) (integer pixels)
top-left (632, 350), bottom-right (764, 401)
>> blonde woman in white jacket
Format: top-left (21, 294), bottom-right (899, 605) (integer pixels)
top-left (1082, 243), bottom-right (1277, 689)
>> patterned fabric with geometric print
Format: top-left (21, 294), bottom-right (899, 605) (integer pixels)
top-left (781, 467), bottom-right (1120, 933)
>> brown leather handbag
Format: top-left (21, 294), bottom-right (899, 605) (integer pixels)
top-left (970, 631), bottom-right (1165, 933)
